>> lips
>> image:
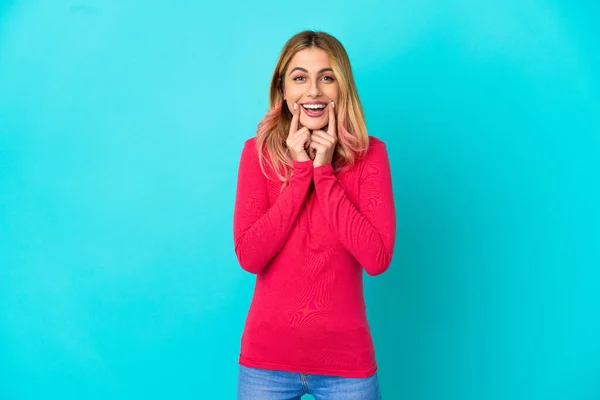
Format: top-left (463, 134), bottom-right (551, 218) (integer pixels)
top-left (301, 102), bottom-right (328, 118)
top-left (302, 107), bottom-right (326, 118)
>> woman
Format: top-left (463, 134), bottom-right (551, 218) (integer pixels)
top-left (233, 30), bottom-right (396, 399)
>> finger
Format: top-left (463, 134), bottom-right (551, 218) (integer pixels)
top-left (309, 134), bottom-right (326, 144)
top-left (311, 130), bottom-right (336, 144)
top-left (327, 101), bottom-right (336, 137)
top-left (303, 133), bottom-right (311, 150)
top-left (295, 126), bottom-right (309, 136)
top-left (309, 135), bottom-right (331, 148)
top-left (290, 102), bottom-right (301, 135)
top-left (291, 128), bottom-right (311, 149)
top-left (293, 127), bottom-right (311, 142)
top-left (309, 140), bottom-right (327, 153)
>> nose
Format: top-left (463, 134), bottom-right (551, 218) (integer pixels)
top-left (307, 79), bottom-right (322, 97)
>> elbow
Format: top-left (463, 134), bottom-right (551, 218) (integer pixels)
top-left (363, 260), bottom-right (391, 276)
top-left (234, 243), bottom-right (266, 275)
top-left (238, 259), bottom-right (264, 275)
top-left (363, 246), bottom-right (394, 276)
top-left (234, 237), bottom-right (265, 275)
top-left (237, 254), bottom-right (264, 275)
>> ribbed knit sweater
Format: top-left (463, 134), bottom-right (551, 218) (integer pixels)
top-left (233, 135), bottom-right (396, 378)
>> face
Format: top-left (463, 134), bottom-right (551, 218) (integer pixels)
top-left (282, 48), bottom-right (339, 131)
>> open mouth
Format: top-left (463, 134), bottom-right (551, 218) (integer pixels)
top-left (302, 103), bottom-right (327, 117)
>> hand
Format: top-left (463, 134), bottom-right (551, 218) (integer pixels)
top-left (286, 102), bottom-right (312, 162)
top-left (310, 101), bottom-right (337, 168)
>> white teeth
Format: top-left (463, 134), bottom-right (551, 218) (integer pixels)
top-left (303, 104), bottom-right (326, 110)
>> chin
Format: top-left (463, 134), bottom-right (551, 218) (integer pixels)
top-left (302, 118), bottom-right (328, 131)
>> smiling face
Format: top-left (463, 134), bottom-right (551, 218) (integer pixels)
top-left (282, 48), bottom-right (339, 131)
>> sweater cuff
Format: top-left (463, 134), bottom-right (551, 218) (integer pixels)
top-left (313, 163), bottom-right (334, 177)
top-left (293, 160), bottom-right (314, 170)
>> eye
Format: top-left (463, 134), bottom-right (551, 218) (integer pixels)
top-left (293, 76), bottom-right (305, 82)
top-left (321, 75), bottom-right (335, 82)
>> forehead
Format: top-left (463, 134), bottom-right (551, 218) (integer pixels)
top-left (288, 48), bottom-right (331, 71)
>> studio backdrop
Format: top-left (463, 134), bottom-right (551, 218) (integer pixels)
top-left (0, 1), bottom-right (598, 399)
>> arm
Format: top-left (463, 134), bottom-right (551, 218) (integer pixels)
top-left (312, 140), bottom-right (396, 276)
top-left (233, 139), bottom-right (313, 274)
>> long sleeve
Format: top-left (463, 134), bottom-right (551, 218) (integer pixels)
top-left (233, 139), bottom-right (313, 274)
top-left (312, 140), bottom-right (396, 276)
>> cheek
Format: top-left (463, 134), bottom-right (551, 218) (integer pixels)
top-left (326, 87), bottom-right (339, 103)
top-left (283, 96), bottom-right (297, 115)
top-left (284, 91), bottom-right (298, 110)
top-left (284, 85), bottom-right (301, 100)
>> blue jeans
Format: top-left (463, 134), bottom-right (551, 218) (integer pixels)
top-left (237, 365), bottom-right (382, 399)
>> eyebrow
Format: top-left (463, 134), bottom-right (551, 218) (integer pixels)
top-left (289, 67), bottom-right (334, 75)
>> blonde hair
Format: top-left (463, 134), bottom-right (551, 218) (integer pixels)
top-left (255, 30), bottom-right (369, 191)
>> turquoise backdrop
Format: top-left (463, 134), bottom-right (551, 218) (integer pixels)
top-left (1, 1), bottom-right (598, 399)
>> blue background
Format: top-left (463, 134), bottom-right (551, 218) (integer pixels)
top-left (1, 1), bottom-right (599, 399)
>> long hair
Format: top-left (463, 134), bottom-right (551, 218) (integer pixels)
top-left (255, 31), bottom-right (369, 191)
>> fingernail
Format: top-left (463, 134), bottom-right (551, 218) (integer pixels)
top-left (293, 103), bottom-right (297, 110)
top-left (331, 101), bottom-right (335, 108)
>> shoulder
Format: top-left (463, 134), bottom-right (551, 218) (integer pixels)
top-left (243, 136), bottom-right (258, 150)
top-left (358, 136), bottom-right (392, 183)
top-left (367, 135), bottom-right (386, 149)
top-left (363, 135), bottom-right (389, 162)
top-left (238, 137), bottom-right (275, 177)
top-left (239, 137), bottom-right (259, 160)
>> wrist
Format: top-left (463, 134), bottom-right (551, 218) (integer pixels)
top-left (293, 159), bottom-right (314, 168)
top-left (313, 163), bottom-right (334, 174)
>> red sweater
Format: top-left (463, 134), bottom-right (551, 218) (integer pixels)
top-left (233, 135), bottom-right (396, 378)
